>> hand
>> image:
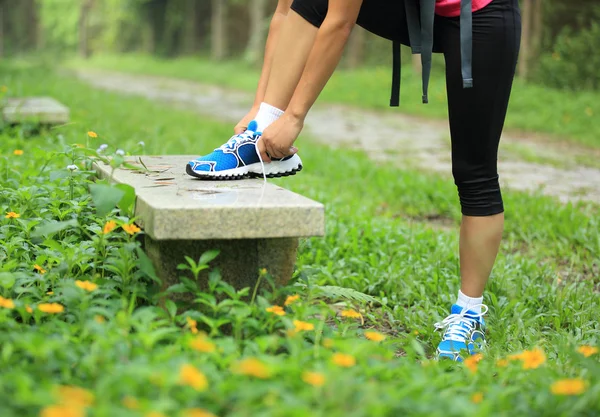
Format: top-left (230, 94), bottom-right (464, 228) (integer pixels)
top-left (258, 114), bottom-right (302, 162)
top-left (234, 106), bottom-right (259, 135)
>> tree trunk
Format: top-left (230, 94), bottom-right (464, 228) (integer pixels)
top-left (244, 0), bottom-right (267, 65)
top-left (517, 0), bottom-right (532, 79)
top-left (531, 0), bottom-right (543, 61)
top-left (183, 0), bottom-right (197, 54)
top-left (78, 0), bottom-right (95, 58)
top-left (211, 0), bottom-right (228, 61)
top-left (0, 1), bottom-right (4, 58)
top-left (346, 26), bottom-right (366, 69)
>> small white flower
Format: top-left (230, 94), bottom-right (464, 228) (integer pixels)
top-left (99, 144), bottom-right (108, 150)
top-left (116, 149), bottom-right (125, 156)
top-left (67, 164), bottom-right (78, 171)
top-left (96, 148), bottom-right (104, 154)
top-left (138, 141), bottom-right (145, 147)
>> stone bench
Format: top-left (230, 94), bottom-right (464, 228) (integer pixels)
top-left (95, 155), bottom-right (325, 291)
top-left (2, 97), bottom-right (70, 125)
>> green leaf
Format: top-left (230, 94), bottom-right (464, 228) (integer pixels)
top-left (116, 183), bottom-right (136, 218)
top-left (165, 300), bottom-right (177, 319)
top-left (89, 183), bottom-right (125, 217)
top-left (136, 247), bottom-right (161, 284)
top-left (31, 219), bottom-right (78, 238)
top-left (199, 250), bottom-right (220, 266)
top-left (0, 273), bottom-right (15, 289)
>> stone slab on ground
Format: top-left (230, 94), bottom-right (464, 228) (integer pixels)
top-left (94, 155), bottom-right (325, 292)
top-left (2, 97), bottom-right (70, 124)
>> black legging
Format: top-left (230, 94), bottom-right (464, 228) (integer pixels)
top-left (291, 0), bottom-right (521, 216)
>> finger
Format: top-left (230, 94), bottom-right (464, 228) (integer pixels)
top-left (257, 139), bottom-right (272, 163)
top-left (290, 146), bottom-right (298, 155)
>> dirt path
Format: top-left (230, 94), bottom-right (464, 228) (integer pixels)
top-left (73, 69), bottom-right (600, 204)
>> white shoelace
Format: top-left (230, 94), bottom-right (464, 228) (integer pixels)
top-left (434, 304), bottom-right (488, 342)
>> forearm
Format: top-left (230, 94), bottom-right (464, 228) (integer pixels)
top-left (252, 4), bottom-right (291, 108)
top-left (286, 19), bottom-right (354, 120)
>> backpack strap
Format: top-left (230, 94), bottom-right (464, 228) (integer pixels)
top-left (390, 41), bottom-right (401, 107)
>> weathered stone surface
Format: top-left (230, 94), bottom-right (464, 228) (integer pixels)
top-left (2, 97), bottom-right (70, 124)
top-left (95, 155), bottom-right (325, 240)
top-left (145, 236), bottom-right (299, 295)
top-left (94, 155), bottom-right (325, 291)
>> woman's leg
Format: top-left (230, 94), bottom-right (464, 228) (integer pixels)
top-left (435, 0), bottom-right (521, 358)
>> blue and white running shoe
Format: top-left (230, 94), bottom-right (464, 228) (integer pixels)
top-left (435, 304), bottom-right (487, 361)
top-left (186, 121), bottom-right (303, 180)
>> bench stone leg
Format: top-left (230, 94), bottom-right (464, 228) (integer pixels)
top-left (144, 236), bottom-right (299, 294)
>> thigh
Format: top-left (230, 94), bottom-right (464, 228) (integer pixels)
top-left (292, 0), bottom-right (411, 45)
top-left (438, 0), bottom-right (521, 179)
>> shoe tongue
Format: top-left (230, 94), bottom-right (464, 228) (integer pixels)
top-left (451, 304), bottom-right (464, 315)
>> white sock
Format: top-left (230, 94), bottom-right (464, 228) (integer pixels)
top-left (253, 102), bottom-right (284, 132)
top-left (456, 290), bottom-right (484, 314)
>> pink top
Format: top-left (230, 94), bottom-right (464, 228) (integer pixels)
top-left (435, 0), bottom-right (494, 17)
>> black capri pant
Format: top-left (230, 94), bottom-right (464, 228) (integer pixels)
top-left (291, 0), bottom-right (521, 216)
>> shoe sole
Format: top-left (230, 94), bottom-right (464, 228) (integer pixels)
top-left (186, 155), bottom-right (303, 180)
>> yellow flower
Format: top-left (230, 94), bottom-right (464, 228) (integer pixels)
top-left (340, 309), bottom-right (362, 318)
top-left (0, 296), bottom-right (15, 309)
top-left (38, 303), bottom-right (64, 314)
top-left (186, 316), bottom-right (199, 333)
top-left (496, 359), bottom-right (509, 367)
top-left (40, 405), bottom-right (84, 417)
top-left (87, 131), bottom-right (98, 138)
top-left (464, 353), bottom-right (483, 373)
top-left (94, 315), bottom-right (105, 323)
top-left (183, 408), bottom-right (218, 417)
top-left (13, 150), bottom-right (23, 156)
top-left (332, 353), bottom-right (356, 368)
top-left (266, 305), bottom-right (285, 316)
top-left (179, 364), bottom-right (208, 391)
top-left (577, 345), bottom-right (598, 358)
top-left (190, 336), bottom-right (216, 353)
top-left (293, 320), bottom-right (314, 332)
top-left (471, 392), bottom-right (484, 404)
top-left (26, 305), bottom-right (33, 313)
top-left (56, 385), bottom-right (95, 407)
top-left (510, 348), bottom-right (546, 370)
top-left (284, 294), bottom-right (300, 306)
top-left (47, 291), bottom-right (54, 295)
top-left (364, 331), bottom-right (386, 342)
top-left (122, 396), bottom-right (139, 410)
top-left (34, 264), bottom-right (47, 274)
top-left (102, 220), bottom-right (117, 234)
top-left (302, 371), bottom-right (326, 387)
top-left (144, 411), bottom-right (167, 417)
top-left (236, 357), bottom-right (271, 379)
top-left (75, 280), bottom-right (98, 292)
top-left (122, 223), bottom-right (141, 235)
top-left (5, 211), bottom-right (20, 218)
top-left (551, 378), bottom-right (587, 396)
top-left (145, 413), bottom-right (168, 417)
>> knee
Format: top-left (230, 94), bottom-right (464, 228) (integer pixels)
top-left (291, 0), bottom-right (328, 28)
top-left (453, 171), bottom-right (504, 216)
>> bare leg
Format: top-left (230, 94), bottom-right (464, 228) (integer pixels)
top-left (459, 214), bottom-right (504, 297)
top-left (263, 11), bottom-right (319, 110)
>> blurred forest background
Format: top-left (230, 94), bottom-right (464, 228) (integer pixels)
top-left (1, 0), bottom-right (599, 91)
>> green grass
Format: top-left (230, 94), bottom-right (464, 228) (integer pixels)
top-left (68, 53), bottom-right (600, 149)
top-left (0, 62), bottom-right (599, 416)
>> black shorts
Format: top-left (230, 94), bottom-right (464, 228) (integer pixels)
top-left (291, 0), bottom-right (522, 216)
